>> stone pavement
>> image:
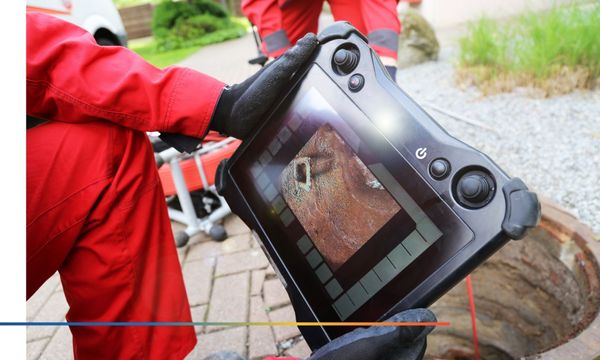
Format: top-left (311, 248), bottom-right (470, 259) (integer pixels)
top-left (177, 33), bottom-right (259, 85)
top-left (26, 215), bottom-right (312, 359)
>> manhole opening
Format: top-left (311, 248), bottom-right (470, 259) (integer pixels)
top-left (426, 218), bottom-right (600, 360)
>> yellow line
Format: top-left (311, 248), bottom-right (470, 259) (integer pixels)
top-left (246, 322), bottom-right (450, 327)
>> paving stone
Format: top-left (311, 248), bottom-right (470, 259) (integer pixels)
top-left (186, 241), bottom-right (224, 261)
top-left (27, 274), bottom-right (60, 321)
top-left (182, 257), bottom-right (215, 306)
top-left (189, 232), bottom-right (214, 245)
top-left (185, 326), bottom-right (247, 360)
top-left (248, 297), bottom-right (277, 359)
top-left (268, 305), bottom-right (300, 342)
top-left (190, 305), bottom-right (208, 334)
top-left (250, 235), bottom-right (261, 249)
top-left (251, 270), bottom-right (266, 296)
top-left (285, 339), bottom-right (312, 359)
top-left (171, 222), bottom-right (212, 248)
top-left (171, 221), bottom-right (187, 234)
top-left (39, 326), bottom-right (72, 360)
top-left (220, 233), bottom-right (252, 254)
top-left (206, 272), bottom-right (249, 332)
top-left (186, 233), bottom-right (251, 262)
top-left (215, 249), bottom-right (269, 276)
top-left (27, 338), bottom-right (48, 360)
top-left (54, 281), bottom-right (63, 294)
top-left (223, 215), bottom-right (250, 236)
top-left (265, 264), bottom-right (276, 276)
top-left (263, 279), bottom-right (290, 309)
top-left (178, 31), bottom-right (258, 82)
top-left (178, 246), bottom-right (188, 264)
top-left (27, 292), bottom-right (69, 342)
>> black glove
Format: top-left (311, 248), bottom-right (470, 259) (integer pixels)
top-left (308, 309), bottom-right (436, 360)
top-left (160, 33), bottom-right (318, 153)
top-left (210, 32), bottom-right (318, 138)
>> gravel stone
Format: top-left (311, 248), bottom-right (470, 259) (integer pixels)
top-left (397, 48), bottom-right (600, 233)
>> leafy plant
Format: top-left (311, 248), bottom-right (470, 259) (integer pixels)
top-left (457, 4), bottom-right (600, 95)
top-left (152, 1), bottom-right (195, 33)
top-left (188, 0), bottom-right (228, 18)
top-left (459, 18), bottom-right (507, 68)
top-left (151, 0), bottom-right (245, 52)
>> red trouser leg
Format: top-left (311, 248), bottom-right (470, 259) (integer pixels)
top-left (277, 0), bottom-right (323, 52)
top-left (256, 0), bottom-right (322, 58)
top-left (329, 0), bottom-right (400, 60)
top-left (27, 121), bottom-right (196, 359)
top-left (328, 0), bottom-right (367, 34)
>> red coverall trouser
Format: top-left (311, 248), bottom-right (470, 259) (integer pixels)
top-left (242, 0), bottom-right (401, 59)
top-left (27, 12), bottom-right (224, 359)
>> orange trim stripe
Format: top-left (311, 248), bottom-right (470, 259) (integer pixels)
top-left (294, 321), bottom-right (449, 327)
top-left (26, 5), bottom-right (71, 16)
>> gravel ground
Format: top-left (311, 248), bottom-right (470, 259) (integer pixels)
top-left (396, 49), bottom-right (600, 233)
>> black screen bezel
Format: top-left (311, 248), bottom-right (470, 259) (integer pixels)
top-left (228, 65), bottom-right (474, 339)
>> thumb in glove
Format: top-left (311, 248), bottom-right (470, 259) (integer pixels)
top-left (159, 33), bottom-right (317, 152)
top-left (210, 32), bottom-right (318, 139)
top-left (308, 308), bottom-right (437, 360)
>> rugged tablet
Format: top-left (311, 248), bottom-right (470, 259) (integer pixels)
top-left (216, 22), bottom-right (540, 350)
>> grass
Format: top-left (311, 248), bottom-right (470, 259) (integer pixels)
top-left (457, 4), bottom-right (600, 96)
top-left (113, 0), bottom-right (160, 9)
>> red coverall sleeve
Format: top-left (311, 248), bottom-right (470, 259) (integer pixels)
top-left (26, 12), bottom-right (225, 138)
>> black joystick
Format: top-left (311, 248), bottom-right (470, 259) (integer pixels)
top-left (333, 49), bottom-right (359, 74)
top-left (456, 171), bottom-right (494, 208)
top-left (460, 175), bottom-right (489, 202)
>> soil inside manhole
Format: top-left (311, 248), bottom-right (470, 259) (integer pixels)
top-left (425, 221), bottom-right (600, 360)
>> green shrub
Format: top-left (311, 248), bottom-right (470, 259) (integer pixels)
top-left (152, 1), bottom-right (194, 33)
top-left (181, 14), bottom-right (226, 34)
top-left (188, 0), bottom-right (228, 18)
top-left (152, 0), bottom-right (228, 33)
top-left (152, 0), bottom-right (242, 52)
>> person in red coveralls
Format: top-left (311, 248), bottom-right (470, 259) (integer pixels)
top-left (242, 0), bottom-right (401, 80)
top-left (27, 11), bottom-right (433, 360)
top-left (27, 11), bottom-right (316, 359)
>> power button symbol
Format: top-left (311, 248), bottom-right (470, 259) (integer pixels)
top-left (415, 147), bottom-right (427, 160)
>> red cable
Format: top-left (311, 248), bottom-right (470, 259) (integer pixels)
top-left (465, 275), bottom-right (480, 360)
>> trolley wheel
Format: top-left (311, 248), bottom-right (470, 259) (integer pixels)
top-left (175, 231), bottom-right (190, 248)
top-left (209, 224), bottom-right (227, 242)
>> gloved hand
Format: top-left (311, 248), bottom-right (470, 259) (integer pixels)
top-left (209, 32), bottom-right (318, 138)
top-left (160, 33), bottom-right (318, 153)
top-left (308, 309), bottom-right (436, 360)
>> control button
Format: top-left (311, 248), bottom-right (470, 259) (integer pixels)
top-left (455, 170), bottom-right (495, 208)
top-left (460, 175), bottom-right (489, 202)
top-left (429, 158), bottom-right (450, 180)
top-left (348, 74), bottom-right (364, 91)
top-left (334, 49), bottom-right (359, 74)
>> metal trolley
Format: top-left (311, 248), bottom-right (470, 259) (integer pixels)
top-left (154, 134), bottom-right (241, 247)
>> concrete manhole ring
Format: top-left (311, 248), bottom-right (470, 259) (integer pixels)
top-left (426, 198), bottom-right (600, 360)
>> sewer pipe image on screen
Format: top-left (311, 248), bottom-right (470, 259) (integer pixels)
top-left (240, 86), bottom-right (449, 321)
top-left (279, 124), bottom-right (401, 271)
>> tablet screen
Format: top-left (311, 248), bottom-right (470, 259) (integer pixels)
top-left (280, 123), bottom-right (401, 271)
top-left (230, 67), bottom-right (473, 330)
